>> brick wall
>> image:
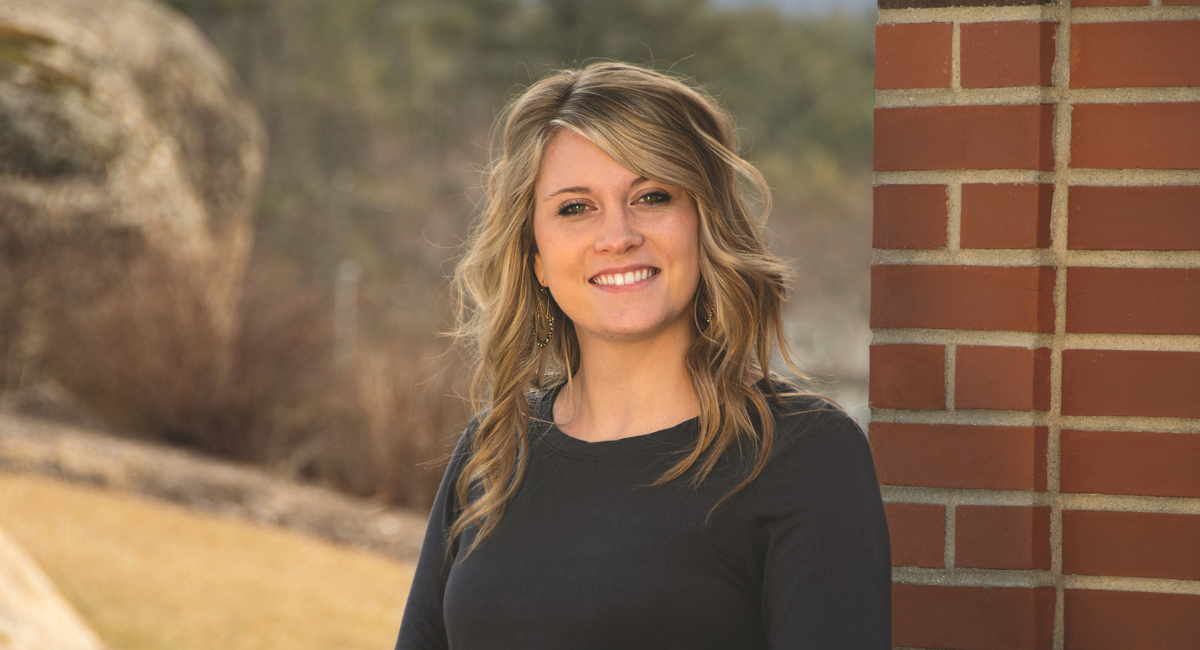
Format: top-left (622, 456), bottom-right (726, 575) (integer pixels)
top-left (870, 0), bottom-right (1200, 647)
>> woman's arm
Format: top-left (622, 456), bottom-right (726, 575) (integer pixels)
top-left (753, 404), bottom-right (892, 649)
top-left (394, 423), bottom-right (474, 650)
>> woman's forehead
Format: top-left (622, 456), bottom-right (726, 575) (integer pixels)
top-left (536, 131), bottom-right (640, 191)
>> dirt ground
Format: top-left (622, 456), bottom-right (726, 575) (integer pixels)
top-left (0, 409), bottom-right (434, 649)
top-left (0, 472), bottom-right (417, 650)
top-left (0, 410), bottom-right (430, 562)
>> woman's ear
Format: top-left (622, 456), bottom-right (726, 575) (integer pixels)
top-left (533, 252), bottom-right (545, 287)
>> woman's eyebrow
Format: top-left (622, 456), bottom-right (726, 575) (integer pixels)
top-left (542, 177), bottom-right (652, 202)
top-left (544, 185), bottom-right (590, 200)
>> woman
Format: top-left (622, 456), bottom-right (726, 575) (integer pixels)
top-left (395, 62), bottom-right (890, 649)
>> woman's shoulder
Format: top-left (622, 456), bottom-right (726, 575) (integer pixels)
top-left (757, 387), bottom-right (872, 474)
top-left (451, 387), bottom-right (555, 454)
top-left (741, 387), bottom-right (882, 516)
top-left (763, 385), bottom-right (862, 437)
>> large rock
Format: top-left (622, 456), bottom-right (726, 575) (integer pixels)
top-left (0, 0), bottom-right (265, 432)
top-left (0, 525), bottom-right (105, 650)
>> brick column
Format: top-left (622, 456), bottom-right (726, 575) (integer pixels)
top-left (871, 0), bottom-right (1200, 648)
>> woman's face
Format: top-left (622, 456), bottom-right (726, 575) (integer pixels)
top-left (532, 130), bottom-right (701, 347)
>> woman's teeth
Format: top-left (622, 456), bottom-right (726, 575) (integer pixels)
top-left (592, 268), bottom-right (657, 286)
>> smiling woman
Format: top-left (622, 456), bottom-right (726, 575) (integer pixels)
top-left (395, 62), bottom-right (890, 649)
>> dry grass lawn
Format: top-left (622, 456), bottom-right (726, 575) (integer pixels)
top-left (0, 473), bottom-right (417, 650)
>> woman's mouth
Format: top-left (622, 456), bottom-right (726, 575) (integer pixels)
top-left (590, 268), bottom-right (659, 286)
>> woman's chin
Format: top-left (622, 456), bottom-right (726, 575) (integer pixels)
top-left (581, 315), bottom-right (695, 343)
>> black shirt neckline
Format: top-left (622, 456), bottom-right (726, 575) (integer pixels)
top-left (532, 383), bottom-right (699, 458)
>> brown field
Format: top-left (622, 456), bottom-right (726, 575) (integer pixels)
top-left (0, 473), bottom-right (416, 650)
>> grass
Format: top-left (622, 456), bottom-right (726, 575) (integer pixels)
top-left (0, 474), bottom-right (417, 650)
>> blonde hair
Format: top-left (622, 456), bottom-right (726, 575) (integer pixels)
top-left (450, 61), bottom-right (805, 555)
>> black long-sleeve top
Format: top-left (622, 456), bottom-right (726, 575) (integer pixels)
top-left (395, 389), bottom-right (891, 649)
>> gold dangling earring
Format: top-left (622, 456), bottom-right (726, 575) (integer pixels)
top-left (533, 285), bottom-right (555, 347)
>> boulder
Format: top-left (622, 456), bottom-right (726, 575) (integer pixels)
top-left (0, 0), bottom-right (265, 434)
top-left (0, 525), bottom-right (105, 650)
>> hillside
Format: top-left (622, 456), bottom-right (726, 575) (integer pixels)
top-left (0, 411), bottom-right (427, 649)
top-left (0, 473), bottom-right (415, 650)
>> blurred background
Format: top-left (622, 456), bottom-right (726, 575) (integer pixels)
top-left (2, 0), bottom-right (876, 514)
top-left (0, 0), bottom-right (876, 645)
top-left (4, 0), bottom-right (878, 509)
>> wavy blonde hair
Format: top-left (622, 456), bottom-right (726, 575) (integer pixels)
top-left (450, 61), bottom-right (806, 556)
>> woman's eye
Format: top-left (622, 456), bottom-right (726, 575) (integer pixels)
top-left (558, 201), bottom-right (587, 216)
top-left (637, 191), bottom-right (671, 206)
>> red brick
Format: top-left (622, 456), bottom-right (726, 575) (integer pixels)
top-left (871, 265), bottom-right (1056, 332)
top-left (894, 584), bottom-right (1055, 650)
top-left (1061, 429), bottom-right (1200, 498)
top-left (875, 105), bottom-right (1055, 171)
top-left (875, 23), bottom-right (953, 89)
top-left (1062, 350), bottom-right (1200, 419)
top-left (1072, 0), bottom-right (1146, 4)
top-left (961, 183), bottom-right (1053, 249)
top-left (1067, 268), bottom-right (1200, 335)
top-left (956, 346), bottom-right (1051, 411)
top-left (885, 503), bottom-right (945, 568)
top-left (873, 185), bottom-right (948, 250)
top-left (962, 22), bottom-right (1056, 88)
top-left (1072, 22), bottom-right (1200, 88)
top-left (869, 344), bottom-right (946, 410)
top-left (1063, 510), bottom-right (1200, 581)
top-left (1068, 185), bottom-right (1200, 251)
top-left (1065, 590), bottom-right (1200, 650)
top-left (1072, 103), bottom-right (1200, 170)
top-left (871, 422), bottom-right (1048, 491)
top-left (956, 505), bottom-right (1051, 570)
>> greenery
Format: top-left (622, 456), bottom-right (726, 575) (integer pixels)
top-left (114, 0), bottom-right (876, 506)
top-left (157, 0), bottom-right (874, 294)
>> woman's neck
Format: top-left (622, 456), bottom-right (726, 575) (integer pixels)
top-left (552, 329), bottom-right (700, 443)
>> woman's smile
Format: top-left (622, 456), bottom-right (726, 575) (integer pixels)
top-left (589, 266), bottom-right (660, 288)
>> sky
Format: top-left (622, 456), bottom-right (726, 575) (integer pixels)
top-left (711, 0), bottom-right (878, 15)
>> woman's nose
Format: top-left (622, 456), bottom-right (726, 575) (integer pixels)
top-left (594, 207), bottom-right (644, 254)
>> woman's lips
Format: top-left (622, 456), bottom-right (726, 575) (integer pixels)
top-left (589, 267), bottom-right (659, 286)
